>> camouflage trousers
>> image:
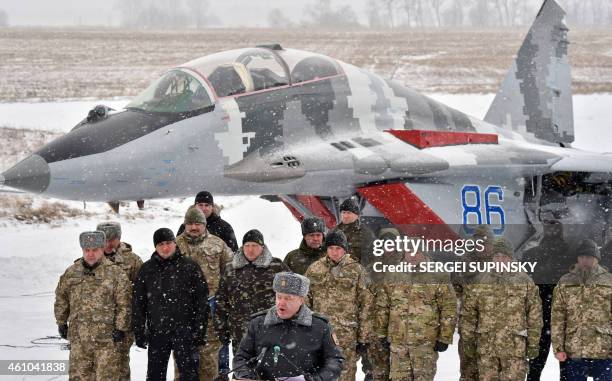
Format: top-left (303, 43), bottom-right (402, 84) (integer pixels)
top-left (389, 344), bottom-right (438, 381)
top-left (335, 330), bottom-right (358, 381)
top-left (458, 336), bottom-right (478, 381)
top-left (69, 340), bottom-right (121, 380)
top-left (116, 334), bottom-right (133, 381)
top-left (174, 337), bottom-right (222, 381)
top-left (339, 346), bottom-right (358, 381)
top-left (477, 356), bottom-right (527, 381)
top-left (369, 339), bottom-right (390, 381)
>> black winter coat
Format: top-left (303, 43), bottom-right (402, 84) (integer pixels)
top-left (132, 250), bottom-right (209, 343)
top-left (177, 213), bottom-right (238, 252)
top-left (233, 305), bottom-right (345, 381)
top-left (215, 246), bottom-right (288, 346)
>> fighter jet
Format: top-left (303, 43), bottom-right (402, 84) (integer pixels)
top-left (2, 0), bottom-right (611, 248)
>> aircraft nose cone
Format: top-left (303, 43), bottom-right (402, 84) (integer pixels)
top-left (2, 154), bottom-right (50, 193)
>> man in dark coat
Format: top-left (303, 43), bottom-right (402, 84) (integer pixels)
top-left (523, 222), bottom-right (575, 381)
top-left (177, 191), bottom-right (238, 252)
top-left (215, 229), bottom-right (288, 354)
top-left (233, 272), bottom-right (344, 381)
top-left (132, 228), bottom-right (210, 381)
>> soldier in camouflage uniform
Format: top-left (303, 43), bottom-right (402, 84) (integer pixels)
top-left (368, 227), bottom-right (404, 381)
top-left (552, 239), bottom-right (612, 380)
top-left (216, 229), bottom-right (288, 354)
top-left (334, 198), bottom-right (376, 266)
top-left (460, 237), bottom-right (542, 381)
top-left (54, 231), bottom-right (131, 380)
top-left (96, 221), bottom-right (143, 380)
top-left (284, 217), bottom-right (326, 275)
top-left (97, 221), bottom-right (143, 283)
top-left (455, 225), bottom-right (495, 381)
top-left (374, 237), bottom-right (457, 381)
top-left (173, 206), bottom-right (233, 381)
top-left (305, 230), bottom-right (373, 381)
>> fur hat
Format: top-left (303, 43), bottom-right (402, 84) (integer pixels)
top-left (80, 231), bottom-right (106, 249)
top-left (273, 272), bottom-right (310, 297)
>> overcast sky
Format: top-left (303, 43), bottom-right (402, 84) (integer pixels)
top-left (0, 0), bottom-right (369, 27)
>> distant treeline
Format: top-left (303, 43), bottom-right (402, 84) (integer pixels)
top-left (113, 0), bottom-right (612, 29)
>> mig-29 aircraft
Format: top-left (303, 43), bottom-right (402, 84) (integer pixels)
top-left (2, 0), bottom-right (611, 250)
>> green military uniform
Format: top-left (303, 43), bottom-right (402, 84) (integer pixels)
top-left (335, 220), bottom-right (376, 266)
top-left (175, 230), bottom-right (233, 381)
top-left (375, 261), bottom-right (457, 381)
top-left (105, 242), bottom-right (143, 282)
top-left (552, 264), bottom-right (612, 360)
top-left (453, 225), bottom-right (495, 381)
top-left (106, 242), bottom-right (142, 380)
top-left (284, 239), bottom-right (326, 275)
top-left (368, 227), bottom-right (404, 381)
top-left (305, 254), bottom-right (373, 381)
top-left (54, 256), bottom-right (131, 380)
top-left (460, 270), bottom-right (542, 381)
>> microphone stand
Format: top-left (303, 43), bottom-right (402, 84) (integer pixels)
top-left (213, 348), bottom-right (267, 381)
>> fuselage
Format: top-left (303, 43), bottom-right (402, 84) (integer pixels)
top-left (1, 46), bottom-right (560, 202)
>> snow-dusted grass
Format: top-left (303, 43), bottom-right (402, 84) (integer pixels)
top-left (1, 27), bottom-right (611, 102)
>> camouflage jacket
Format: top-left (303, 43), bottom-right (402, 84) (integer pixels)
top-left (551, 265), bottom-right (612, 359)
top-left (216, 246), bottom-right (288, 345)
top-left (334, 220), bottom-right (375, 267)
top-left (54, 256), bottom-right (131, 343)
top-left (284, 239), bottom-right (326, 275)
top-left (460, 271), bottom-right (542, 359)
top-left (375, 269), bottom-right (457, 346)
top-left (305, 254), bottom-right (373, 345)
top-left (176, 231), bottom-right (233, 295)
top-left (105, 242), bottom-right (143, 283)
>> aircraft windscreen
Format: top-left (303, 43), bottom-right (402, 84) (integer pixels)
top-left (126, 70), bottom-right (213, 113)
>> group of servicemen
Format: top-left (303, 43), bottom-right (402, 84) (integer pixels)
top-left (54, 190), bottom-right (612, 381)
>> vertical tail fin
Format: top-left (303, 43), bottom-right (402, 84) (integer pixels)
top-left (484, 0), bottom-right (573, 144)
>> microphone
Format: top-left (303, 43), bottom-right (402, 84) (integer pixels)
top-left (273, 345), bottom-right (281, 365)
top-left (256, 346), bottom-right (268, 367)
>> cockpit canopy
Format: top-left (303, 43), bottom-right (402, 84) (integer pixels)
top-left (127, 46), bottom-right (342, 113)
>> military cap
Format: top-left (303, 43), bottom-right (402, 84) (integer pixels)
top-left (492, 237), bottom-right (514, 257)
top-left (273, 272), bottom-right (310, 297)
top-left (96, 221), bottom-right (121, 241)
top-left (243, 229), bottom-right (264, 246)
top-left (325, 230), bottom-right (348, 251)
top-left (575, 239), bottom-right (600, 260)
top-left (153, 228), bottom-right (175, 247)
top-left (184, 205), bottom-right (207, 225)
top-left (301, 217), bottom-right (325, 236)
top-left (79, 231), bottom-right (106, 249)
top-left (194, 191), bottom-right (214, 205)
top-left (339, 198), bottom-right (359, 215)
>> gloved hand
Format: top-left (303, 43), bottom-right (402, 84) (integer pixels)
top-left (356, 342), bottom-right (369, 354)
top-left (58, 324), bottom-right (68, 340)
top-left (527, 346), bottom-right (539, 360)
top-left (135, 336), bottom-right (147, 349)
top-left (433, 341), bottom-right (448, 352)
top-left (112, 330), bottom-right (125, 343)
top-left (379, 337), bottom-right (390, 351)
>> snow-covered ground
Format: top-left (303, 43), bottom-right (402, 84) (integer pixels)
top-left (2, 93), bottom-right (607, 379)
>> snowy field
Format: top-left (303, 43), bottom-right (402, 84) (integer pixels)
top-left (1, 93), bottom-right (609, 379)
